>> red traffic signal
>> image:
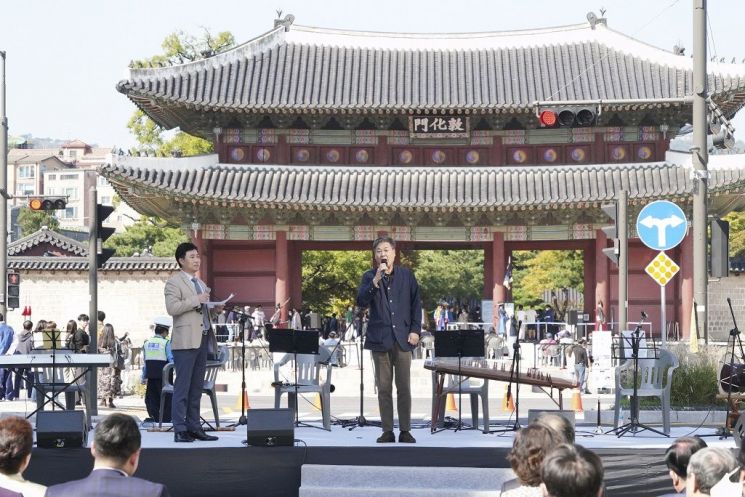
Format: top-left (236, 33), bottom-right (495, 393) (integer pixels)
top-left (538, 110), bottom-right (557, 127)
top-left (7, 273), bottom-right (20, 286)
top-left (28, 197), bottom-right (66, 211)
top-left (537, 106), bottom-right (597, 128)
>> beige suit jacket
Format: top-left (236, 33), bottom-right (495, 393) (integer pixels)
top-left (164, 271), bottom-right (210, 350)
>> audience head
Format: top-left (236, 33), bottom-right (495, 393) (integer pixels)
top-left (66, 320), bottom-right (77, 334)
top-left (78, 314), bottom-right (89, 323)
top-left (22, 321), bottom-right (32, 331)
top-left (101, 323), bottom-right (116, 348)
top-left (541, 444), bottom-right (604, 497)
top-left (0, 417), bottom-right (33, 476)
top-left (92, 414), bottom-right (142, 475)
top-left (663, 436), bottom-right (708, 492)
top-left (97, 310), bottom-right (106, 323)
top-left (33, 320), bottom-right (47, 333)
top-left (686, 447), bottom-right (737, 496)
top-left (531, 412), bottom-right (575, 444)
top-left (506, 424), bottom-right (557, 487)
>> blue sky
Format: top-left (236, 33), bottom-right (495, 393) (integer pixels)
top-left (1, 0), bottom-right (743, 148)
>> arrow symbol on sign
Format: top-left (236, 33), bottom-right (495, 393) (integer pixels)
top-left (638, 214), bottom-right (685, 247)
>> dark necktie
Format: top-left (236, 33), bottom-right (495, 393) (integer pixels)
top-left (191, 277), bottom-right (211, 334)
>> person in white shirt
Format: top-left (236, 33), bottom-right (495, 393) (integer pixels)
top-left (0, 416), bottom-right (46, 497)
top-left (251, 305), bottom-right (266, 339)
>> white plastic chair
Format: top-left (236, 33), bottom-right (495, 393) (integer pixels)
top-left (273, 353), bottom-right (333, 430)
top-left (613, 348), bottom-right (679, 434)
top-left (431, 360), bottom-right (490, 434)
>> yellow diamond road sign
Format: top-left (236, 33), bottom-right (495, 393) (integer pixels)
top-left (645, 252), bottom-right (680, 287)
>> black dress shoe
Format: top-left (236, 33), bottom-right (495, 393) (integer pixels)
top-left (174, 432), bottom-right (195, 443)
top-left (189, 429), bottom-right (219, 441)
top-left (398, 431), bottom-right (416, 443)
top-left (376, 431), bottom-right (395, 443)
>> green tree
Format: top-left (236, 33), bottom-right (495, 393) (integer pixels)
top-left (128, 29), bottom-right (235, 155)
top-left (104, 217), bottom-right (187, 257)
top-left (301, 251), bottom-right (370, 316)
top-left (413, 250), bottom-right (484, 312)
top-left (17, 208), bottom-right (59, 236)
top-left (511, 250), bottom-right (584, 309)
top-left (724, 211), bottom-right (745, 258)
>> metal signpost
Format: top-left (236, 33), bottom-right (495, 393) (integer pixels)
top-left (636, 201), bottom-right (689, 346)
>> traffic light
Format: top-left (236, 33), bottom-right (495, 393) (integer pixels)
top-left (711, 218), bottom-right (729, 278)
top-left (601, 202), bottom-right (620, 264)
top-left (28, 197), bottom-right (66, 211)
top-left (538, 106), bottom-right (598, 128)
top-left (96, 204), bottom-right (116, 268)
top-left (601, 191), bottom-right (628, 265)
top-left (6, 273), bottom-right (20, 310)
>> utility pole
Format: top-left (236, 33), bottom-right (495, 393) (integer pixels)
top-left (692, 0), bottom-right (708, 343)
top-left (0, 51), bottom-right (8, 319)
top-left (88, 186), bottom-right (98, 416)
top-left (618, 190), bottom-right (628, 335)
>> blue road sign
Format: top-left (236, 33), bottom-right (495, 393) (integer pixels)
top-left (636, 200), bottom-right (688, 251)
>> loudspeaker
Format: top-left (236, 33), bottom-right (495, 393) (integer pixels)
top-left (565, 310), bottom-right (578, 326)
top-left (246, 408), bottom-right (294, 447)
top-left (36, 411), bottom-right (86, 448)
top-left (711, 218), bottom-right (729, 278)
top-left (527, 409), bottom-right (576, 428)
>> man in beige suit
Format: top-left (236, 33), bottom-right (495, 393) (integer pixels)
top-left (164, 242), bottom-right (219, 443)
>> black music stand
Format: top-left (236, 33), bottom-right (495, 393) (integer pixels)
top-left (719, 297), bottom-right (745, 439)
top-left (268, 328), bottom-right (321, 429)
top-left (432, 329), bottom-right (484, 432)
top-left (607, 322), bottom-right (666, 437)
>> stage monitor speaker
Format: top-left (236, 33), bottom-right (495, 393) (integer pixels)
top-left (309, 312), bottom-right (321, 329)
top-left (527, 409), bottom-right (576, 429)
top-left (36, 410), bottom-right (86, 448)
top-left (711, 218), bottom-right (729, 278)
top-left (246, 408), bottom-right (294, 447)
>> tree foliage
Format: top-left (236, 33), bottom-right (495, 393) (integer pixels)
top-left (17, 208), bottom-right (59, 236)
top-left (104, 217), bottom-right (187, 257)
top-left (724, 211), bottom-right (745, 258)
top-left (302, 251), bottom-right (370, 316)
top-left (511, 250), bottom-right (584, 309)
top-left (413, 250), bottom-right (483, 311)
top-left (127, 29), bottom-right (235, 155)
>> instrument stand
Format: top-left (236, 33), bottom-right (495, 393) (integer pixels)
top-left (340, 331), bottom-right (380, 430)
top-left (608, 324), bottom-right (667, 437)
top-left (226, 312), bottom-right (252, 431)
top-left (719, 297), bottom-right (744, 439)
top-left (490, 336), bottom-right (522, 434)
top-left (268, 328), bottom-right (324, 431)
top-left (432, 329), bottom-right (484, 434)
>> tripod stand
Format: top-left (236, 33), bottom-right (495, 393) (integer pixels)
top-left (609, 317), bottom-right (667, 437)
top-left (719, 297), bottom-right (745, 438)
top-left (490, 330), bottom-right (522, 434)
top-left (229, 309), bottom-right (253, 427)
top-left (340, 329), bottom-right (380, 429)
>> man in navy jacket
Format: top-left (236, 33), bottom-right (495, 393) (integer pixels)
top-left (356, 236), bottom-right (421, 443)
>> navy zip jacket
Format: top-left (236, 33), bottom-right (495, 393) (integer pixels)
top-left (356, 265), bottom-right (422, 352)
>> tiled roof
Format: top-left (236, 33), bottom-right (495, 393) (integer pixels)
top-left (117, 19), bottom-right (745, 129)
top-left (100, 152), bottom-right (745, 212)
top-left (7, 149), bottom-right (66, 166)
top-left (8, 227), bottom-right (87, 256)
top-left (8, 256), bottom-right (179, 272)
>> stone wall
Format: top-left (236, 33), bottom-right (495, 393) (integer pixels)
top-left (708, 273), bottom-right (745, 341)
top-left (7, 270), bottom-right (171, 347)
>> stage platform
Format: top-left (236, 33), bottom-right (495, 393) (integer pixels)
top-left (23, 416), bottom-right (738, 497)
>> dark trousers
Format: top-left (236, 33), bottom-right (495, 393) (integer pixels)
top-left (171, 334), bottom-right (208, 433)
top-left (371, 343), bottom-right (413, 433)
top-left (0, 369), bottom-right (13, 400)
top-left (12, 369), bottom-right (32, 399)
top-left (146, 378), bottom-right (171, 422)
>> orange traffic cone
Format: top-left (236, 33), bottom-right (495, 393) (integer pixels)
top-left (571, 390), bottom-right (583, 412)
top-left (234, 390), bottom-right (250, 411)
top-left (446, 393), bottom-right (457, 411)
top-left (502, 385), bottom-right (515, 412)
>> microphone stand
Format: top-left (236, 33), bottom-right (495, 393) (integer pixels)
top-left (341, 309), bottom-right (379, 429)
top-left (228, 309), bottom-right (253, 427)
top-left (720, 297), bottom-right (744, 438)
top-left (491, 321), bottom-right (522, 433)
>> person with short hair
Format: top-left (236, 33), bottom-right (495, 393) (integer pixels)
top-left (686, 447), bottom-right (737, 497)
top-left (531, 412), bottom-right (575, 444)
top-left (46, 413), bottom-right (170, 497)
top-left (164, 242), bottom-right (219, 443)
top-left (0, 416), bottom-right (45, 497)
top-left (141, 317), bottom-right (174, 423)
top-left (661, 436), bottom-right (708, 496)
top-left (356, 236), bottom-right (421, 444)
top-left (541, 444), bottom-right (604, 497)
top-left (502, 424), bottom-right (558, 496)
top-left (10, 321), bottom-right (33, 400)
